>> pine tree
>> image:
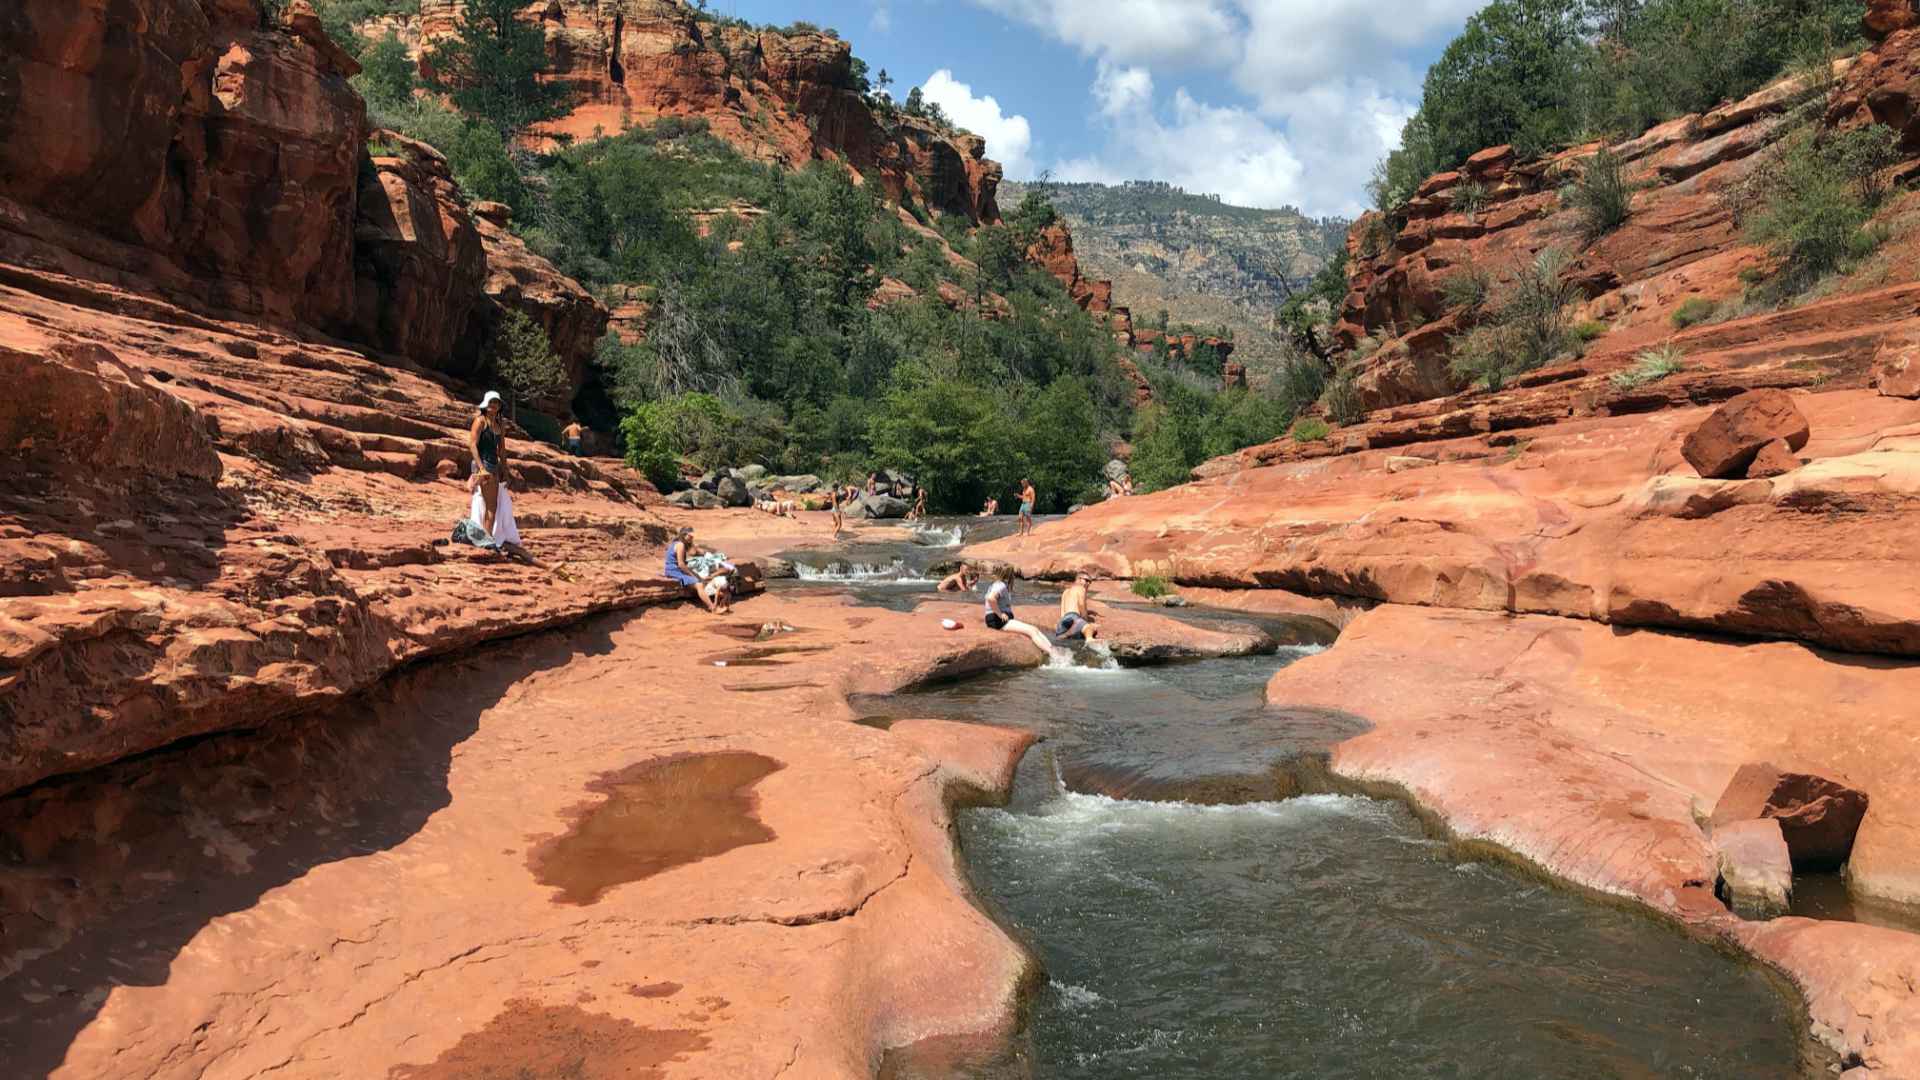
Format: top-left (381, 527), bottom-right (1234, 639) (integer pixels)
top-left (423, 0), bottom-right (571, 139)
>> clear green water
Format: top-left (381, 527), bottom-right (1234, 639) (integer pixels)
top-left (871, 656), bottom-right (1807, 1080)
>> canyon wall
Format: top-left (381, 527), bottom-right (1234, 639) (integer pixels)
top-left (0, 0), bottom-right (608, 401)
top-left (367, 0), bottom-right (1003, 225)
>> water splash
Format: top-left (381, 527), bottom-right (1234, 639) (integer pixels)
top-left (910, 524), bottom-right (964, 547)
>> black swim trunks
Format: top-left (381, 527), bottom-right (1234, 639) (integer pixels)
top-left (985, 613), bottom-right (1011, 631)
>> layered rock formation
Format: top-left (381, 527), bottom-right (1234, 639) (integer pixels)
top-left (1327, 28), bottom-right (1920, 422)
top-left (0, 1), bottom-right (608, 406)
top-left (369, 0), bottom-right (1002, 224)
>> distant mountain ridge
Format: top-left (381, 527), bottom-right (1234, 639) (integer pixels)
top-left (1002, 179), bottom-right (1350, 378)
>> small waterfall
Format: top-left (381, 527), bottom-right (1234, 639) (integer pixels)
top-left (791, 558), bottom-right (924, 583)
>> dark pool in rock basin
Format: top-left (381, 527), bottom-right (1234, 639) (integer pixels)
top-left (872, 653), bottom-right (1809, 1079)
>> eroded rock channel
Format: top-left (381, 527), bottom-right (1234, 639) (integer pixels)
top-left (868, 649), bottom-right (1809, 1078)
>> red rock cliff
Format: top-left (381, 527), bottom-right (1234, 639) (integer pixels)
top-left (372, 0), bottom-right (1002, 224)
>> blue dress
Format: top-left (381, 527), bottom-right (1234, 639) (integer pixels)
top-left (664, 543), bottom-right (700, 587)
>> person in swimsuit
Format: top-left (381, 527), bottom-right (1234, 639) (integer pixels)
top-left (909, 488), bottom-right (928, 521)
top-left (981, 567), bottom-right (1061, 656)
top-left (1018, 479), bottom-right (1036, 537)
top-left (664, 527), bottom-right (720, 613)
top-left (1055, 572), bottom-right (1102, 643)
top-left (979, 497), bottom-right (998, 517)
top-left (562, 420), bottom-right (584, 455)
top-left (831, 484), bottom-right (849, 540)
top-left (938, 564), bottom-right (978, 593)
top-left (469, 391), bottom-right (507, 535)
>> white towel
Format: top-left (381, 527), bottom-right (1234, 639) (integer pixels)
top-left (469, 485), bottom-right (520, 546)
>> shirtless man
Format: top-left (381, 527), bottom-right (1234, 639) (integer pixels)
top-left (562, 420), bottom-right (585, 455)
top-left (1054, 572), bottom-right (1102, 643)
top-left (1018, 479), bottom-right (1037, 536)
top-left (938, 565), bottom-right (979, 593)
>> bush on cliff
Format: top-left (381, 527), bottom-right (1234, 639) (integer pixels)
top-left (1564, 147), bottom-right (1633, 243)
top-left (1372, 0), bottom-right (1867, 212)
top-left (1447, 247), bottom-right (1579, 391)
top-left (1740, 126), bottom-right (1903, 294)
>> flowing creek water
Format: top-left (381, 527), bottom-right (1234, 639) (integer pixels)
top-left (858, 651), bottom-right (1810, 1079)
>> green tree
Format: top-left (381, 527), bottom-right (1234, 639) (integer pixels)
top-left (491, 310), bottom-right (569, 420)
top-left (1015, 378), bottom-right (1106, 512)
top-left (355, 32), bottom-right (416, 110)
top-left (867, 378), bottom-right (1019, 513)
top-left (423, 0), bottom-right (570, 138)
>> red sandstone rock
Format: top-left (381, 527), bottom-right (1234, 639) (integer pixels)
top-left (1875, 337), bottom-right (1920, 398)
top-left (1713, 818), bottom-right (1793, 918)
top-left (467, 210), bottom-right (611, 404)
top-left (1865, 0), bottom-right (1919, 40)
top-left (1712, 763), bottom-right (1871, 871)
top-left (352, 131), bottom-right (487, 367)
top-left (1025, 221), bottom-right (1114, 313)
top-left (1681, 389), bottom-right (1811, 478)
top-left (0, 0), bottom-right (367, 329)
top-left (1746, 438), bottom-right (1801, 478)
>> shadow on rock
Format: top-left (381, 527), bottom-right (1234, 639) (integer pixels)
top-left (0, 612), bottom-right (626, 1075)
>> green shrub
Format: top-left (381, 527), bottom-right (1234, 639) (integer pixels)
top-left (1745, 128), bottom-right (1898, 294)
top-left (1452, 180), bottom-right (1490, 217)
top-left (1440, 261), bottom-right (1494, 312)
top-left (1573, 319), bottom-right (1608, 342)
top-left (1670, 297), bottom-right (1718, 328)
top-left (1273, 357), bottom-right (1329, 417)
top-left (1609, 344), bottom-right (1687, 389)
top-left (1292, 416), bottom-right (1331, 442)
top-left (620, 402), bottom-right (681, 489)
top-left (1447, 247), bottom-right (1578, 391)
top-left (1564, 148), bottom-right (1633, 243)
top-left (1131, 576), bottom-right (1172, 599)
top-left (1322, 370), bottom-right (1368, 425)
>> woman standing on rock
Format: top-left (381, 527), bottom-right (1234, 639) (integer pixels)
top-left (470, 391), bottom-right (508, 535)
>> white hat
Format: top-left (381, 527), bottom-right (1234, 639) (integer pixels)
top-left (479, 391), bottom-right (503, 411)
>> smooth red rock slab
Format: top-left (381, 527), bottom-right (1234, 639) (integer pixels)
top-left (1713, 818), bottom-right (1793, 919)
top-left (1682, 389), bottom-right (1813, 478)
top-left (1712, 763), bottom-right (1871, 871)
top-left (1746, 437), bottom-right (1801, 478)
top-left (1090, 606), bottom-right (1276, 665)
top-left (0, 594), bottom-right (1039, 1078)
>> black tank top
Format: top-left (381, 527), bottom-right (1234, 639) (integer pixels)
top-left (477, 425), bottom-right (500, 470)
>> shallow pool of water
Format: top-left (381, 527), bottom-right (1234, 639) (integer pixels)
top-left (874, 657), bottom-right (1808, 1079)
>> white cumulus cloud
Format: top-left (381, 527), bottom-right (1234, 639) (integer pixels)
top-left (921, 69), bottom-right (1036, 179)
top-left (960, 0), bottom-right (1484, 214)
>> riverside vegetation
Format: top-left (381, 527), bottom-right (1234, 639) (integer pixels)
top-left (316, 0), bottom-right (1337, 510)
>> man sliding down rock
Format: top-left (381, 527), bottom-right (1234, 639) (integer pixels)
top-left (1055, 573), bottom-right (1103, 644)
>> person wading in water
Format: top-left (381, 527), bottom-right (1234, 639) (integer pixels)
top-left (470, 391), bottom-right (507, 535)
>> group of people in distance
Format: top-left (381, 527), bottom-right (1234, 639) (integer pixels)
top-left (941, 563), bottom-right (1101, 651)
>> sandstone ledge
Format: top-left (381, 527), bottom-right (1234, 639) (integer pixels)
top-left (1268, 603), bottom-right (1920, 1076)
top-left (0, 594), bottom-right (1048, 1077)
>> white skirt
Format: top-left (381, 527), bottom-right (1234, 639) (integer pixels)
top-left (469, 484), bottom-right (521, 546)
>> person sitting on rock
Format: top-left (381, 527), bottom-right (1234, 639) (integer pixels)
top-left (978, 497), bottom-right (999, 517)
top-left (982, 567), bottom-right (1064, 658)
top-left (1054, 572), bottom-right (1103, 644)
top-left (664, 527), bottom-right (721, 614)
top-left (908, 488), bottom-right (927, 521)
top-left (938, 564), bottom-right (979, 593)
top-left (469, 391), bottom-right (508, 536)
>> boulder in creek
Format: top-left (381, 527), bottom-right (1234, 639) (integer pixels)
top-left (1681, 389), bottom-right (1811, 479)
top-left (859, 494), bottom-right (911, 519)
top-left (697, 471), bottom-right (721, 493)
top-left (1714, 818), bottom-right (1793, 919)
top-left (737, 464), bottom-right (769, 481)
top-left (1711, 763), bottom-right (1870, 871)
top-left (771, 473), bottom-right (823, 493)
top-left (667, 488), bottom-right (726, 510)
top-left (716, 475), bottom-right (753, 507)
top-left (1104, 458), bottom-right (1130, 482)
top-left (1746, 439), bottom-right (1801, 479)
top-left (759, 557), bottom-right (798, 580)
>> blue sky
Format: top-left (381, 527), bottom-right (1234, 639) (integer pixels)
top-left (709, 0), bottom-right (1489, 217)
